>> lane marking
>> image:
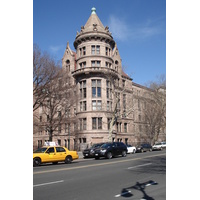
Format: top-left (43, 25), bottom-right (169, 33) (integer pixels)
top-left (33, 180), bottom-right (64, 187)
top-left (127, 163), bottom-right (152, 170)
top-left (33, 153), bottom-right (165, 175)
top-left (115, 190), bottom-right (132, 197)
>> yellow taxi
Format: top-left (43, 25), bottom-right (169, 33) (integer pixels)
top-left (33, 145), bottom-right (79, 167)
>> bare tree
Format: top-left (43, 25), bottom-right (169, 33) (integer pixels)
top-left (33, 44), bottom-right (60, 111)
top-left (143, 75), bottom-right (166, 145)
top-left (39, 71), bottom-right (77, 142)
top-left (102, 69), bottom-right (134, 142)
top-left (33, 45), bottom-right (78, 143)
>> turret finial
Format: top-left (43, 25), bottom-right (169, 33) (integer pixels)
top-left (91, 7), bottom-right (96, 15)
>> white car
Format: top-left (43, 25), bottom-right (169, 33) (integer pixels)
top-left (152, 142), bottom-right (166, 151)
top-left (126, 145), bottom-right (136, 154)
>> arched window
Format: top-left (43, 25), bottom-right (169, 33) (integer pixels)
top-left (115, 60), bottom-right (118, 71)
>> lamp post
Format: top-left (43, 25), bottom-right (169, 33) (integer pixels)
top-left (68, 124), bottom-right (70, 150)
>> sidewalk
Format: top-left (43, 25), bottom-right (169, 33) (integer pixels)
top-left (78, 151), bottom-right (83, 159)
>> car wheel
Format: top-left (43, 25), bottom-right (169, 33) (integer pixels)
top-left (122, 151), bottom-right (127, 157)
top-left (65, 156), bottom-right (72, 164)
top-left (33, 158), bottom-right (41, 167)
top-left (106, 152), bottom-right (112, 159)
top-left (132, 149), bottom-right (136, 154)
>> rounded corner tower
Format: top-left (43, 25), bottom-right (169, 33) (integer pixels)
top-left (63, 8), bottom-right (135, 150)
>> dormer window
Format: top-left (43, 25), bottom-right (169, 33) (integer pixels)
top-left (66, 60), bottom-right (70, 71)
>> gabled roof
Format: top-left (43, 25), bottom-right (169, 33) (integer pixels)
top-left (122, 71), bottom-right (132, 80)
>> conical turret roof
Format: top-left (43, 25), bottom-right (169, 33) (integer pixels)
top-left (83, 7), bottom-right (105, 33)
top-left (74, 7), bottom-right (115, 49)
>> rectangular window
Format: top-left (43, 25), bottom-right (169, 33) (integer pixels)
top-left (107, 118), bottom-right (111, 130)
top-left (106, 80), bottom-right (112, 99)
top-left (91, 45), bottom-right (95, 54)
top-left (80, 101), bottom-right (87, 111)
top-left (80, 62), bottom-right (86, 68)
top-left (92, 100), bottom-right (102, 111)
top-left (83, 101), bottom-right (87, 111)
top-left (83, 88), bottom-right (86, 98)
top-left (123, 80), bottom-right (126, 87)
top-left (83, 138), bottom-right (87, 143)
top-left (80, 118), bottom-right (87, 130)
top-left (92, 100), bottom-right (96, 110)
top-left (80, 80), bottom-right (86, 99)
top-left (83, 47), bottom-right (86, 55)
top-left (92, 79), bottom-right (101, 98)
top-left (124, 123), bottom-right (127, 133)
top-left (107, 101), bottom-right (110, 111)
top-left (92, 118), bottom-right (96, 129)
top-left (92, 117), bottom-right (102, 129)
top-left (92, 88), bottom-right (96, 98)
top-left (105, 47), bottom-right (108, 55)
top-left (92, 45), bottom-right (100, 54)
top-left (83, 118), bottom-right (87, 130)
top-left (91, 60), bottom-right (95, 67)
top-left (79, 119), bottom-right (83, 131)
top-left (97, 61), bottom-right (101, 67)
top-left (97, 100), bottom-right (102, 110)
top-left (80, 102), bottom-right (83, 111)
top-left (98, 117), bottom-right (102, 129)
top-left (97, 87), bottom-right (101, 97)
top-left (96, 45), bottom-right (100, 54)
top-left (79, 48), bottom-right (82, 56)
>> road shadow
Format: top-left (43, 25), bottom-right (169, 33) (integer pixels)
top-left (129, 156), bottom-right (166, 175)
top-left (120, 180), bottom-right (158, 199)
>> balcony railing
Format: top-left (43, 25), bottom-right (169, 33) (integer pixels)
top-left (71, 66), bottom-right (119, 77)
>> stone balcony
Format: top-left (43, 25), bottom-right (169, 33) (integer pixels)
top-left (71, 66), bottom-right (119, 78)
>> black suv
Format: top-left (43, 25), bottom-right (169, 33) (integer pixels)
top-left (136, 143), bottom-right (152, 153)
top-left (94, 142), bottom-right (128, 159)
top-left (82, 143), bottom-right (104, 158)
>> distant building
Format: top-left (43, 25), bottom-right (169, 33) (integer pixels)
top-left (33, 8), bottom-right (165, 150)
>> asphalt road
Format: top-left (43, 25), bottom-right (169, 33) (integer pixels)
top-left (33, 150), bottom-right (166, 200)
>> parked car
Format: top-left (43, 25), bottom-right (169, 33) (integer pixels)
top-left (126, 144), bottom-right (136, 154)
top-left (152, 142), bottom-right (166, 151)
top-left (94, 142), bottom-right (128, 159)
top-left (136, 143), bottom-right (152, 153)
top-left (82, 143), bottom-right (104, 158)
top-left (33, 146), bottom-right (79, 167)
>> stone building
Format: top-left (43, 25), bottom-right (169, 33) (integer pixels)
top-left (33, 8), bottom-right (165, 151)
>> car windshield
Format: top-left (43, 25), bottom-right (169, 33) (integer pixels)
top-left (92, 143), bottom-right (102, 148)
top-left (101, 143), bottom-right (111, 149)
top-left (34, 147), bottom-right (47, 153)
top-left (155, 142), bottom-right (162, 145)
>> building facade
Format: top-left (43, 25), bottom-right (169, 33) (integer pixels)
top-left (33, 8), bottom-right (165, 151)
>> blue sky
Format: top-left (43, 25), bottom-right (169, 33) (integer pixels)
top-left (33, 0), bottom-right (166, 86)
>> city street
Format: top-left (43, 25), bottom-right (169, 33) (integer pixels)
top-left (33, 150), bottom-right (166, 200)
